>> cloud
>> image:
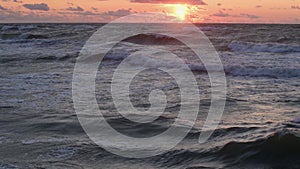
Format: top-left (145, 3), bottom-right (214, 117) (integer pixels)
top-left (269, 7), bottom-right (286, 10)
top-left (91, 7), bottom-right (98, 11)
top-left (76, 11), bottom-right (99, 15)
top-left (0, 10), bottom-right (66, 22)
top-left (291, 5), bottom-right (300, 10)
top-left (66, 6), bottom-right (84, 11)
top-left (240, 13), bottom-right (260, 19)
top-left (1, 0), bottom-right (22, 2)
top-left (221, 8), bottom-right (232, 11)
top-left (211, 11), bottom-right (230, 17)
top-left (211, 11), bottom-right (260, 19)
top-left (13, 0), bottom-right (22, 3)
top-left (23, 3), bottom-right (50, 11)
top-left (59, 8), bottom-right (135, 22)
top-left (94, 8), bottom-right (136, 21)
top-left (58, 11), bottom-right (98, 16)
top-left (102, 8), bottom-right (133, 17)
top-left (61, 8), bottom-right (133, 17)
top-left (131, 0), bottom-right (207, 5)
top-left (0, 5), bottom-right (7, 10)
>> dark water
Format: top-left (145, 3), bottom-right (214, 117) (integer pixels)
top-left (0, 23), bottom-right (300, 169)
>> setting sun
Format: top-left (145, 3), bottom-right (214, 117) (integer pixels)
top-left (174, 4), bottom-right (188, 20)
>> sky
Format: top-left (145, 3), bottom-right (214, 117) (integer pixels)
top-left (0, 0), bottom-right (299, 23)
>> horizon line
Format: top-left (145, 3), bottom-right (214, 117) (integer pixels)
top-left (0, 22), bottom-right (299, 25)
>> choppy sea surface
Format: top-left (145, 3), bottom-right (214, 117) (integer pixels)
top-left (0, 23), bottom-right (300, 169)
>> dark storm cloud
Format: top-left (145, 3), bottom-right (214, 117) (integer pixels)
top-left (131, 0), bottom-right (207, 5)
top-left (23, 3), bottom-right (50, 11)
top-left (66, 6), bottom-right (84, 11)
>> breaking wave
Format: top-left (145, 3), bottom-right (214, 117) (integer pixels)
top-left (123, 34), bottom-right (183, 45)
top-left (103, 52), bottom-right (300, 78)
top-left (155, 130), bottom-right (300, 168)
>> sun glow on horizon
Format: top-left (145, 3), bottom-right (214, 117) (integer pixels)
top-left (0, 0), bottom-right (298, 23)
top-left (174, 4), bottom-right (188, 20)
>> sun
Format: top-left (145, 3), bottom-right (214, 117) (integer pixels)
top-left (174, 4), bottom-right (187, 20)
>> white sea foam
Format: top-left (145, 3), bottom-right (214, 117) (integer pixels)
top-left (18, 25), bottom-right (37, 31)
top-left (48, 146), bottom-right (79, 160)
top-left (0, 163), bottom-right (18, 169)
top-left (21, 137), bottom-right (66, 145)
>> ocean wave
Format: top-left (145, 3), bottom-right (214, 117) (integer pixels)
top-left (104, 51), bottom-right (207, 72)
top-left (0, 163), bottom-right (18, 169)
top-left (216, 130), bottom-right (300, 163)
top-left (285, 116), bottom-right (300, 128)
top-left (47, 146), bottom-right (80, 160)
top-left (156, 129), bottom-right (300, 168)
top-left (200, 26), bottom-right (230, 31)
top-left (1, 25), bottom-right (18, 31)
top-left (123, 34), bottom-right (183, 45)
top-left (104, 52), bottom-right (300, 78)
top-left (72, 24), bottom-right (96, 30)
top-left (0, 33), bottom-right (20, 40)
top-left (292, 116), bottom-right (300, 123)
top-left (187, 126), bottom-right (260, 139)
top-left (35, 52), bottom-right (77, 61)
top-left (225, 65), bottom-right (300, 78)
top-left (105, 115), bottom-right (173, 138)
top-left (1, 25), bottom-right (37, 31)
top-left (19, 33), bottom-right (48, 40)
top-left (182, 26), bottom-right (199, 33)
top-left (0, 33), bottom-right (48, 41)
top-left (229, 41), bottom-right (300, 53)
top-left (21, 137), bottom-right (67, 145)
top-left (18, 25), bottom-right (38, 31)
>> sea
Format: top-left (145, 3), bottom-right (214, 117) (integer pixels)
top-left (0, 23), bottom-right (300, 169)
